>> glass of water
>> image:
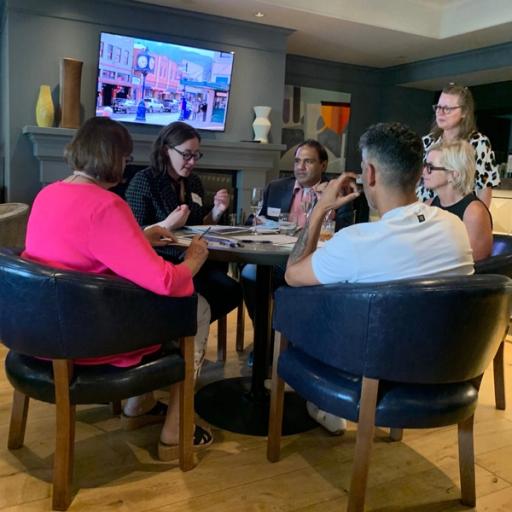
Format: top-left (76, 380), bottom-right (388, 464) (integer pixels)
top-left (278, 213), bottom-right (298, 235)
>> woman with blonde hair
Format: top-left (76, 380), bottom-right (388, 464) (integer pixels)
top-left (418, 83), bottom-right (499, 207)
top-left (422, 139), bottom-right (493, 261)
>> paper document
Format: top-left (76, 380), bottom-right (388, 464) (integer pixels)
top-left (184, 225), bottom-right (249, 235)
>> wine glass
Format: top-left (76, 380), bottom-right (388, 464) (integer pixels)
top-left (301, 188), bottom-right (314, 219)
top-left (250, 187), bottom-right (263, 233)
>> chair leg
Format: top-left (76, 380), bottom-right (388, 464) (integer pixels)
top-left (180, 335), bottom-right (196, 471)
top-left (493, 340), bottom-right (506, 410)
top-left (8, 389), bottom-right (30, 450)
top-left (111, 400), bottom-right (122, 416)
top-left (389, 428), bottom-right (403, 442)
top-left (235, 302), bottom-right (245, 352)
top-left (458, 414), bottom-right (476, 507)
top-left (52, 360), bottom-right (76, 511)
top-left (217, 315), bottom-right (227, 362)
top-left (348, 377), bottom-right (380, 512)
top-left (267, 332), bottom-right (288, 462)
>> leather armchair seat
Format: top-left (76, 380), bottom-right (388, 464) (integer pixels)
top-left (5, 350), bottom-right (184, 404)
top-left (267, 275), bottom-right (512, 512)
top-left (279, 346), bottom-right (479, 429)
top-left (0, 248), bottom-right (198, 510)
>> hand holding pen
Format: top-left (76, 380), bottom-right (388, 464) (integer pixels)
top-left (178, 226), bottom-right (211, 258)
top-left (180, 227), bottom-right (210, 276)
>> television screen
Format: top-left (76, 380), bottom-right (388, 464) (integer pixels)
top-left (95, 32), bottom-right (235, 131)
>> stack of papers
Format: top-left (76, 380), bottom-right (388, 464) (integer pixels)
top-left (183, 225), bottom-right (249, 235)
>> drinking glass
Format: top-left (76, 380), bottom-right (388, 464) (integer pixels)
top-left (278, 213), bottom-right (298, 235)
top-left (228, 213), bottom-right (238, 226)
top-left (319, 219), bottom-right (335, 241)
top-left (250, 187), bottom-right (263, 233)
top-left (301, 188), bottom-right (314, 219)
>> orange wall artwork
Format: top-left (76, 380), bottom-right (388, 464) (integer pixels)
top-left (281, 86), bottom-right (351, 173)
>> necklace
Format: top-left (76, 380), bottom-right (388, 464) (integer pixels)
top-left (71, 170), bottom-right (98, 183)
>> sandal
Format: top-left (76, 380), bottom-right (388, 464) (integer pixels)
top-left (158, 425), bottom-right (213, 461)
top-left (121, 401), bottom-right (168, 431)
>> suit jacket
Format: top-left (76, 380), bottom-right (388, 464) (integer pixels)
top-left (259, 176), bottom-right (368, 231)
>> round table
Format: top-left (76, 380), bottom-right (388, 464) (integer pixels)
top-left (194, 238), bottom-right (317, 436)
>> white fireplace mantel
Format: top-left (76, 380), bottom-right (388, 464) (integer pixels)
top-left (23, 125), bottom-right (285, 213)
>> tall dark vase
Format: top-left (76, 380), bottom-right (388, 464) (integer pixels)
top-left (59, 58), bottom-right (83, 128)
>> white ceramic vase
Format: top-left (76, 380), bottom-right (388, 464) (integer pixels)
top-left (252, 106), bottom-right (271, 143)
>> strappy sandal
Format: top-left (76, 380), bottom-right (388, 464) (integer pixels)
top-left (158, 425), bottom-right (213, 461)
top-left (121, 401), bottom-right (168, 431)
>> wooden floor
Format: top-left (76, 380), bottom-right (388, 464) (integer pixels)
top-left (2, 312), bottom-right (512, 511)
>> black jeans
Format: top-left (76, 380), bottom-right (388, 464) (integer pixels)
top-left (192, 261), bottom-right (242, 323)
top-left (157, 247), bottom-right (242, 324)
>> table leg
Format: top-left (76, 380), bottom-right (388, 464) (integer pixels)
top-left (195, 264), bottom-right (316, 436)
top-left (250, 264), bottom-right (272, 397)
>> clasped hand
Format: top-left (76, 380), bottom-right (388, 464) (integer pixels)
top-left (160, 204), bottom-right (190, 230)
top-left (314, 174), bottom-right (360, 213)
top-left (211, 188), bottom-right (230, 221)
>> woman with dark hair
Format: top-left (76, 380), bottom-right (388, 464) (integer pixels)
top-left (125, 121), bottom-right (242, 324)
top-left (418, 83), bottom-right (499, 207)
top-left (23, 117), bottom-right (213, 460)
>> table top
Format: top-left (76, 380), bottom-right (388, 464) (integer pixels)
top-left (176, 227), bottom-right (293, 266)
top-left (206, 240), bottom-right (291, 266)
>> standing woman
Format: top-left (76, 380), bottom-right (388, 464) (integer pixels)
top-left (23, 117), bottom-right (213, 460)
top-left (125, 121), bottom-right (242, 324)
top-left (417, 83), bottom-right (500, 207)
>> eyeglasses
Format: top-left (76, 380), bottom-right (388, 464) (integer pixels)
top-left (432, 104), bottom-right (462, 115)
top-left (423, 162), bottom-right (455, 174)
top-left (170, 147), bottom-right (204, 161)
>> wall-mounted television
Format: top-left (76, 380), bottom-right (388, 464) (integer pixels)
top-left (95, 32), bottom-right (235, 132)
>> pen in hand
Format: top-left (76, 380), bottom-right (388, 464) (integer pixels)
top-left (198, 226), bottom-right (212, 239)
top-left (178, 226), bottom-right (212, 260)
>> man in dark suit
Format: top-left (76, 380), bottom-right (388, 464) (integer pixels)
top-left (258, 140), bottom-right (365, 230)
top-left (242, 139), bottom-right (368, 321)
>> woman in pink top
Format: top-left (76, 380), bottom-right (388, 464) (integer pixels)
top-left (24, 117), bottom-right (212, 460)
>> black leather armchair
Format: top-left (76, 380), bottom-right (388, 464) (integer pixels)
top-left (267, 276), bottom-right (512, 511)
top-left (475, 234), bottom-right (512, 410)
top-left (0, 248), bottom-right (198, 510)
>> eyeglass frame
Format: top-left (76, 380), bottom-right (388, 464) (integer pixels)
top-left (423, 162), bottom-right (455, 174)
top-left (169, 146), bottom-right (204, 161)
top-left (432, 104), bottom-right (462, 115)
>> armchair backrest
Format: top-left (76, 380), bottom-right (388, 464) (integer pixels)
top-left (491, 234), bottom-right (512, 257)
top-left (475, 234), bottom-right (512, 277)
top-left (273, 275), bottom-right (512, 384)
top-left (0, 248), bottom-right (197, 359)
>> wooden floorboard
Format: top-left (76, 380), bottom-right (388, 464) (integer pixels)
top-left (1, 310), bottom-right (512, 511)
